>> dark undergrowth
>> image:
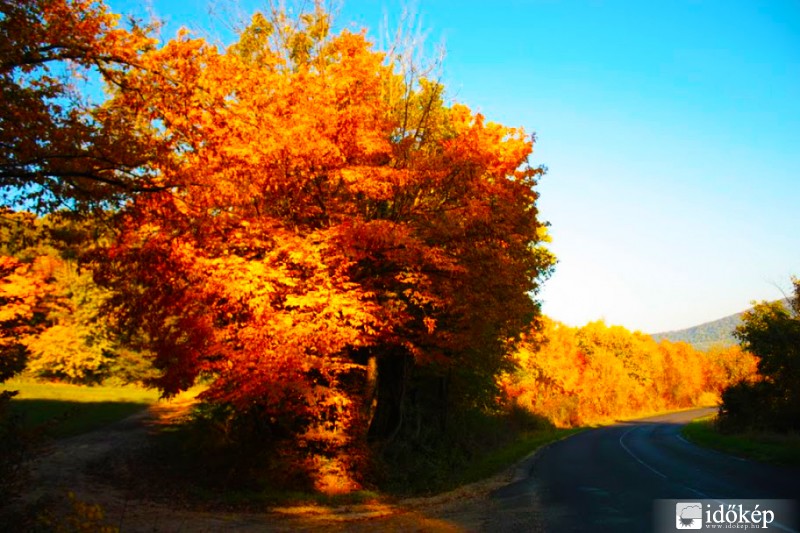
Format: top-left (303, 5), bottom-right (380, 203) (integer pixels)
top-left (120, 403), bottom-right (575, 508)
top-left (377, 405), bottom-right (578, 495)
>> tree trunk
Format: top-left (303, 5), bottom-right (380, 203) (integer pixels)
top-left (438, 371), bottom-right (450, 432)
top-left (367, 348), bottom-right (412, 443)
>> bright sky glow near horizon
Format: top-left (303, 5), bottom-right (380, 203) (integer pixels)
top-left (110, 0), bottom-right (800, 334)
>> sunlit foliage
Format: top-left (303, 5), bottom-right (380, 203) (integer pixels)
top-left (0, 255), bottom-right (52, 387)
top-left (0, 210), bottom-right (152, 385)
top-left (501, 318), bottom-right (758, 427)
top-left (41, 2), bottom-right (556, 490)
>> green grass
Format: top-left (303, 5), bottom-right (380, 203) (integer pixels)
top-left (455, 427), bottom-right (583, 486)
top-left (4, 378), bottom-right (159, 438)
top-left (682, 415), bottom-right (800, 466)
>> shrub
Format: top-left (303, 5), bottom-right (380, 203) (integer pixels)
top-left (721, 278), bottom-right (800, 433)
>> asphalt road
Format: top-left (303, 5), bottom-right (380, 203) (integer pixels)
top-left (490, 408), bottom-right (800, 532)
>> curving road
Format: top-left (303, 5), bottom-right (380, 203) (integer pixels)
top-left (490, 408), bottom-right (800, 532)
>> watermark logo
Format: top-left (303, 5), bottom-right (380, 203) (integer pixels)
top-left (676, 502), bottom-right (703, 529)
top-left (655, 499), bottom-right (797, 532)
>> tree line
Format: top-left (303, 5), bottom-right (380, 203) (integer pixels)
top-left (501, 318), bottom-right (758, 427)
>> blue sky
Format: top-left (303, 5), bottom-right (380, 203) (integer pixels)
top-left (109, 0), bottom-right (800, 333)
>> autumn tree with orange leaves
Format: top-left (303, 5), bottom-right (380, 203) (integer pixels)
top-left (14, 3), bottom-right (552, 489)
top-left (1, 0), bottom-right (552, 490)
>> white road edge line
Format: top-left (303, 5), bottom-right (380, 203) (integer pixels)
top-left (675, 433), bottom-right (747, 462)
top-left (677, 438), bottom-right (798, 532)
top-left (618, 426), bottom-right (667, 479)
top-left (622, 425), bottom-right (798, 533)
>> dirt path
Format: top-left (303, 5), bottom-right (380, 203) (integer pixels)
top-left (12, 397), bottom-right (545, 532)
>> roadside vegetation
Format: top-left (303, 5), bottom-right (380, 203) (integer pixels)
top-left (682, 415), bottom-right (800, 466)
top-left (141, 405), bottom-right (580, 505)
top-left (717, 278), bottom-right (800, 434)
top-left (682, 278), bottom-right (800, 466)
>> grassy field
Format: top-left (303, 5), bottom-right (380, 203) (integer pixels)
top-left (682, 415), bottom-right (800, 466)
top-left (4, 378), bottom-right (159, 438)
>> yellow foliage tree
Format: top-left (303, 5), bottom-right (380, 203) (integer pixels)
top-left (503, 319), bottom-right (760, 427)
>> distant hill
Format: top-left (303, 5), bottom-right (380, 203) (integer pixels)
top-left (651, 299), bottom-right (790, 351)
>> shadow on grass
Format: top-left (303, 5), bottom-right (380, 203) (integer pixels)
top-left (9, 399), bottom-right (150, 439)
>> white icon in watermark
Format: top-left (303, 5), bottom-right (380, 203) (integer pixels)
top-left (676, 502), bottom-right (703, 529)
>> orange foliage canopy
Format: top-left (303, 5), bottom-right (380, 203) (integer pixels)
top-left (502, 318), bottom-right (758, 427)
top-left (90, 5), bottom-right (554, 470)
